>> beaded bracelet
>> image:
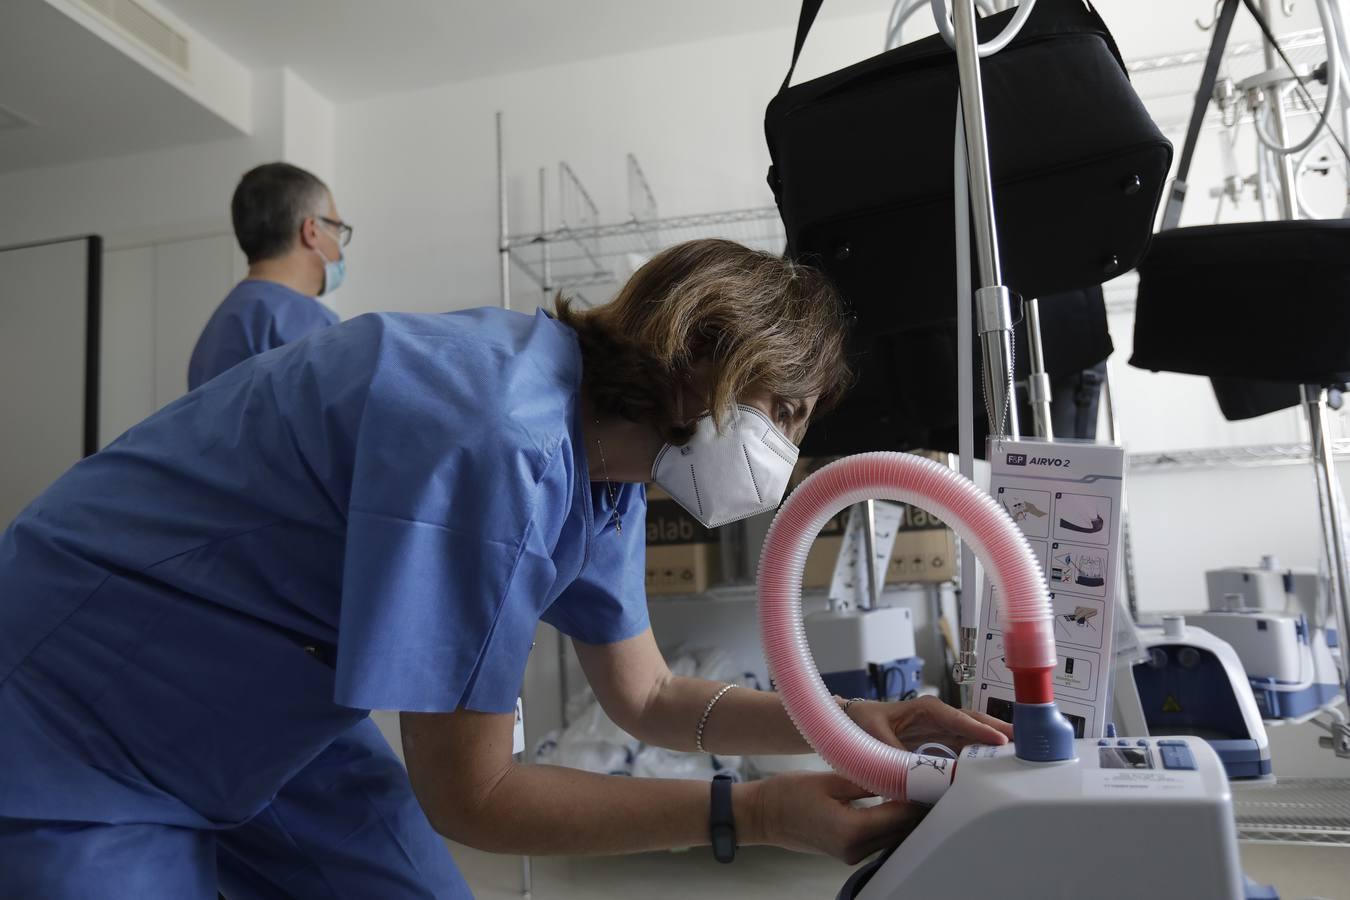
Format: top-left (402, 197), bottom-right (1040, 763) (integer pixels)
top-left (695, 683), bottom-right (738, 753)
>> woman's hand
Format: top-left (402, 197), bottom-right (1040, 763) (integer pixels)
top-left (845, 695), bottom-right (1013, 753)
top-left (748, 772), bottom-right (925, 865)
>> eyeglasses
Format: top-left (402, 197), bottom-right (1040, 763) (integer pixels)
top-left (318, 216), bottom-right (354, 248)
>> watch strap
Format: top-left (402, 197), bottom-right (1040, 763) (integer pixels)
top-left (709, 772), bottom-right (736, 863)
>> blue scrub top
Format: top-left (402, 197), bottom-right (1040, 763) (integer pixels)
top-left (188, 279), bottom-right (339, 389)
top-left (0, 308), bottom-right (649, 829)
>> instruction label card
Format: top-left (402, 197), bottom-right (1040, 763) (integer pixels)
top-left (974, 439), bottom-right (1126, 739)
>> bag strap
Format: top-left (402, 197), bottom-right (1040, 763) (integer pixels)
top-left (781, 0), bottom-right (826, 92)
top-left (1159, 0), bottom-right (1240, 230)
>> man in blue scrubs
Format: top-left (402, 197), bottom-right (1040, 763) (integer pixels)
top-left (188, 162), bottom-right (347, 391)
top-left (0, 240), bottom-right (1012, 898)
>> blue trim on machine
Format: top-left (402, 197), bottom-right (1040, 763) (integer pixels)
top-left (1244, 875), bottom-right (1280, 899)
top-left (1209, 739), bottom-right (1273, 778)
top-left (1013, 702), bottom-right (1077, 762)
top-left (1250, 679), bottom-right (1341, 719)
top-left (821, 657), bottom-right (924, 701)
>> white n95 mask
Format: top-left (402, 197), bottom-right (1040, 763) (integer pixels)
top-left (652, 405), bottom-right (800, 529)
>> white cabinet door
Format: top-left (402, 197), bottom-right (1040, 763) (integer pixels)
top-left (99, 246), bottom-right (155, 447)
top-left (151, 235), bottom-right (235, 410)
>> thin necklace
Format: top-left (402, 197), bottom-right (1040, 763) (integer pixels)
top-left (594, 421), bottom-right (622, 534)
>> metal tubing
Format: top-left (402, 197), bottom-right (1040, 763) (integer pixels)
top-left (953, 0), bottom-right (1002, 286)
top-left (976, 286), bottom-right (1020, 437)
top-left (862, 501), bottom-right (879, 610)
top-left (953, 0), bottom-right (1018, 437)
top-left (957, 625), bottom-right (979, 686)
top-left (521, 855), bottom-right (532, 898)
top-left (1304, 385), bottom-right (1350, 689)
top-left (1260, 0), bottom-right (1300, 219)
top-left (1024, 297), bottom-right (1054, 440)
top-left (979, 332), bottom-right (1019, 436)
top-left (539, 167), bottom-right (551, 305)
top-left (1103, 373), bottom-right (1140, 619)
top-left (954, 105), bottom-right (979, 686)
top-left (497, 111), bottom-right (511, 309)
top-left (1303, 385), bottom-right (1340, 605)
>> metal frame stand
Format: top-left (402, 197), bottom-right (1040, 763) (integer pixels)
top-left (1023, 296), bottom-right (1054, 440)
top-left (1154, 0), bottom-right (1350, 756)
top-left (1102, 372), bottom-right (1140, 620)
top-left (497, 111), bottom-right (511, 310)
top-left (539, 167), bottom-right (552, 307)
top-left (1302, 385), bottom-right (1350, 756)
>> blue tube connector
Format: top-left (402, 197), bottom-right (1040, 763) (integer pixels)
top-left (1013, 702), bottom-right (1077, 762)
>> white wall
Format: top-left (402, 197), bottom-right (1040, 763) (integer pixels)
top-left (281, 69), bottom-right (338, 189)
top-left (0, 63), bottom-right (337, 449)
top-left (0, 135), bottom-right (265, 249)
top-left (0, 64), bottom-right (340, 251)
top-left (333, 10), bottom-right (890, 319)
top-left (331, 0), bottom-right (1329, 320)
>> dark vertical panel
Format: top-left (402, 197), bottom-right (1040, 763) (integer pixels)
top-left (84, 235), bottom-right (102, 457)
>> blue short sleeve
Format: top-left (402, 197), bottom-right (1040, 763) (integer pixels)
top-left (542, 483), bottom-right (651, 645)
top-left (331, 324), bottom-right (575, 715)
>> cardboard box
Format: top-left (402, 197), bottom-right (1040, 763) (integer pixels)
top-left (645, 486), bottom-right (722, 595)
top-left (790, 453), bottom-right (959, 589)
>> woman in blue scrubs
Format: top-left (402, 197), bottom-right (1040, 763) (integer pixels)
top-left (0, 239), bottom-right (1011, 898)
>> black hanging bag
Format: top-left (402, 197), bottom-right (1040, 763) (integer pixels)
top-left (766, 0), bottom-right (1172, 330)
top-left (766, 0), bottom-right (1170, 453)
top-left (1131, 220), bottom-right (1350, 385)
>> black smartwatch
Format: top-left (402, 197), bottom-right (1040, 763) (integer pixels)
top-left (709, 772), bottom-right (737, 863)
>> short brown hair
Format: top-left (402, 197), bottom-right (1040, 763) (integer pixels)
top-left (556, 239), bottom-right (852, 444)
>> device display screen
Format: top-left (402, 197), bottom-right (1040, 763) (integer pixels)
top-left (1099, 747), bottom-right (1153, 769)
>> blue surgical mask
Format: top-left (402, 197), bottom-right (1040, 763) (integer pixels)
top-left (315, 244), bottom-right (345, 296)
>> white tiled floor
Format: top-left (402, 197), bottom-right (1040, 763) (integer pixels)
top-left (450, 841), bottom-right (1350, 900)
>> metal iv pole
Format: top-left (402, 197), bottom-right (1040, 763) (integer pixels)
top-left (954, 0), bottom-right (1020, 443)
top-left (949, 0), bottom-right (1028, 687)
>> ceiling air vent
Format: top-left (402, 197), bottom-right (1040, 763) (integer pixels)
top-left (80, 0), bottom-right (190, 73)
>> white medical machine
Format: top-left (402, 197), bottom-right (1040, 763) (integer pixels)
top-left (806, 607), bottom-right (924, 701)
top-left (842, 736), bottom-right (1250, 900)
top-left (1113, 615), bottom-right (1273, 779)
top-left (1194, 558), bottom-right (1345, 721)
